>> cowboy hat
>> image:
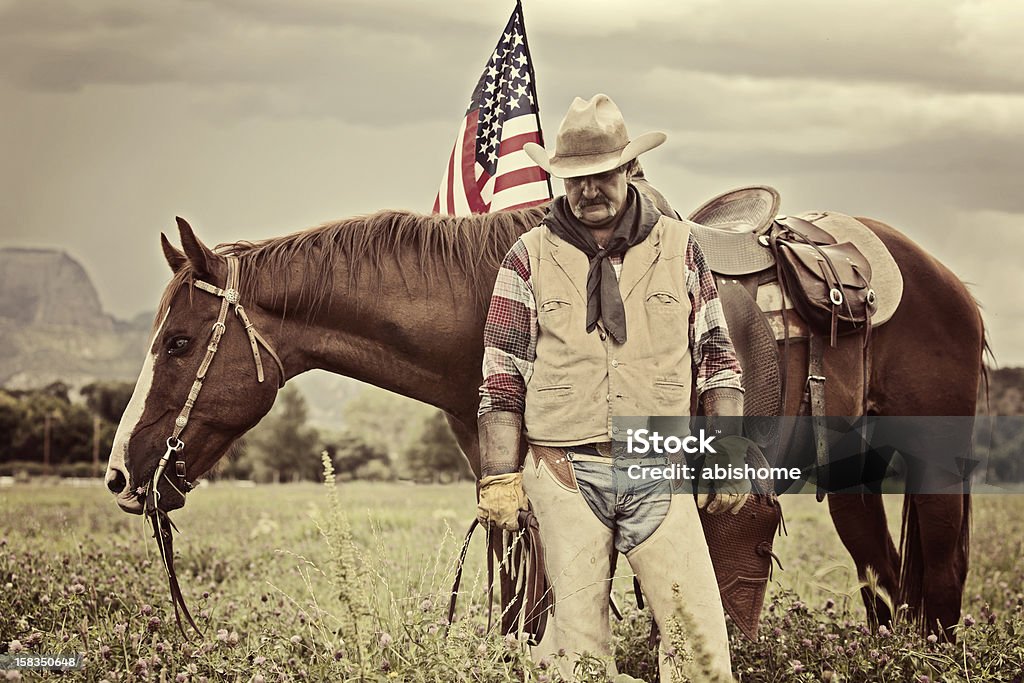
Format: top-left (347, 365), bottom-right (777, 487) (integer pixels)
top-left (524, 94), bottom-right (666, 179)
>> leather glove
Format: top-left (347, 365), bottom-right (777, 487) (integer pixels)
top-left (477, 411), bottom-right (527, 530)
top-left (477, 472), bottom-right (528, 531)
top-left (698, 387), bottom-right (750, 515)
top-left (697, 435), bottom-right (752, 515)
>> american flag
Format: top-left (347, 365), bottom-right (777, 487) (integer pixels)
top-left (433, 3), bottom-right (552, 215)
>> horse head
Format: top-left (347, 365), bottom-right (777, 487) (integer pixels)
top-left (104, 218), bottom-right (283, 514)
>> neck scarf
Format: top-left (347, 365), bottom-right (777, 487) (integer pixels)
top-left (542, 184), bottom-right (659, 343)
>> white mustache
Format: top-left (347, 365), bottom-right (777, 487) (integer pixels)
top-left (572, 200), bottom-right (616, 220)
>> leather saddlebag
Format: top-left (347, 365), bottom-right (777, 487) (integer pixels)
top-left (775, 238), bottom-right (875, 342)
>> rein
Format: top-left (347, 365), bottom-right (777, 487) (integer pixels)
top-left (144, 255), bottom-right (285, 639)
top-left (446, 510), bottom-right (551, 645)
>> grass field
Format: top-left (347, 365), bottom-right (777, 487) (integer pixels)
top-left (1, 477), bottom-right (1022, 682)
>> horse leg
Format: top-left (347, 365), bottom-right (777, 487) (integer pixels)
top-left (890, 420), bottom-right (974, 638)
top-left (900, 493), bottom-right (969, 638)
top-left (827, 494), bottom-right (900, 627)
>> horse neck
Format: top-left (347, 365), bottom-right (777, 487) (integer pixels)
top-left (256, 249), bottom-right (493, 420)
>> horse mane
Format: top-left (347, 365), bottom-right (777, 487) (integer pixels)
top-left (156, 206), bottom-right (547, 326)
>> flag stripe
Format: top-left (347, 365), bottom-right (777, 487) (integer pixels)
top-left (501, 114), bottom-right (543, 138)
top-left (460, 113), bottom-right (489, 214)
top-left (494, 166), bottom-right (548, 193)
top-left (490, 181), bottom-right (551, 212)
top-left (493, 147), bottom-right (544, 174)
top-left (498, 131), bottom-right (542, 156)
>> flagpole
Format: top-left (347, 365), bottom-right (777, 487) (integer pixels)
top-left (517, 0), bottom-right (554, 200)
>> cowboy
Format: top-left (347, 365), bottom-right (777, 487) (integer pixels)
top-left (476, 94), bottom-right (748, 682)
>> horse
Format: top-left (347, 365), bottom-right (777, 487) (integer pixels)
top-left (104, 203), bottom-right (983, 638)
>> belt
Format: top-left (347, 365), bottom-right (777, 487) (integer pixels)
top-left (565, 443), bottom-right (668, 467)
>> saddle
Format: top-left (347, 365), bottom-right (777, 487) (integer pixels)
top-left (688, 186), bottom-right (904, 339)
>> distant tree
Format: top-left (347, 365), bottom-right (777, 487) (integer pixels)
top-left (81, 381), bottom-right (134, 423)
top-left (326, 432), bottom-right (394, 481)
top-left (341, 387), bottom-right (434, 462)
top-left (7, 389), bottom-right (93, 464)
top-left (41, 381), bottom-right (71, 403)
top-left (402, 411), bottom-right (472, 483)
top-left (0, 392), bottom-right (23, 463)
top-left (246, 386), bottom-right (320, 483)
top-left (977, 367), bottom-right (1024, 483)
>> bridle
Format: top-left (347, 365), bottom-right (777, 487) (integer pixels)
top-left (145, 255), bottom-right (285, 510)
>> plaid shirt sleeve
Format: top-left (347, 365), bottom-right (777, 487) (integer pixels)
top-left (479, 239), bottom-right (537, 416)
top-left (687, 235), bottom-right (744, 395)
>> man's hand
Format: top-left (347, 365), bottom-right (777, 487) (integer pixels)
top-left (696, 432), bottom-right (751, 515)
top-left (477, 472), bottom-right (528, 531)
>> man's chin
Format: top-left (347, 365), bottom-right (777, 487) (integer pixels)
top-left (576, 206), bottom-right (616, 226)
top-left (582, 215), bottom-right (617, 229)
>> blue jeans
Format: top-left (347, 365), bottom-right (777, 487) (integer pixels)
top-left (572, 455), bottom-right (673, 554)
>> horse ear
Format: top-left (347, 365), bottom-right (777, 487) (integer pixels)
top-left (161, 233), bottom-right (187, 273)
top-left (175, 216), bottom-right (213, 277)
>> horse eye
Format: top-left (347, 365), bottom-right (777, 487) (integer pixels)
top-left (166, 336), bottom-right (191, 356)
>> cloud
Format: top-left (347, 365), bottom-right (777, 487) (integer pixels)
top-left (953, 0), bottom-right (1024, 77)
top-left (2, 0), bottom-right (1021, 111)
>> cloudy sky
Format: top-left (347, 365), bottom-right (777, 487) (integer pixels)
top-left (2, 0), bottom-right (1022, 363)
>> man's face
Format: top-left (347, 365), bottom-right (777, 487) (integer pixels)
top-left (564, 167), bottom-right (629, 228)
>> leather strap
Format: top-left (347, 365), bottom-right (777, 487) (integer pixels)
top-left (530, 445), bottom-right (577, 490)
top-left (446, 517), bottom-right (479, 635)
top-left (514, 510), bottom-right (551, 644)
top-left (807, 333), bottom-right (829, 501)
top-left (191, 257), bottom-right (286, 391)
top-left (151, 509), bottom-right (202, 639)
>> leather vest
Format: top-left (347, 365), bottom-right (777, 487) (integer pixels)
top-left (520, 216), bottom-right (693, 446)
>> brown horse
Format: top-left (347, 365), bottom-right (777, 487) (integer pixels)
top-left (105, 205), bottom-right (983, 637)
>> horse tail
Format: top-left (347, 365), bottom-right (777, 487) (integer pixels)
top-left (981, 335), bottom-right (994, 416)
top-left (969, 286), bottom-right (994, 414)
top-left (897, 495), bottom-right (922, 624)
top-left (958, 491), bottom-right (972, 588)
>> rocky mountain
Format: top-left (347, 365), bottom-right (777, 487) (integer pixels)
top-left (0, 248), bottom-right (151, 389)
top-left (0, 248), bottom-right (112, 330)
